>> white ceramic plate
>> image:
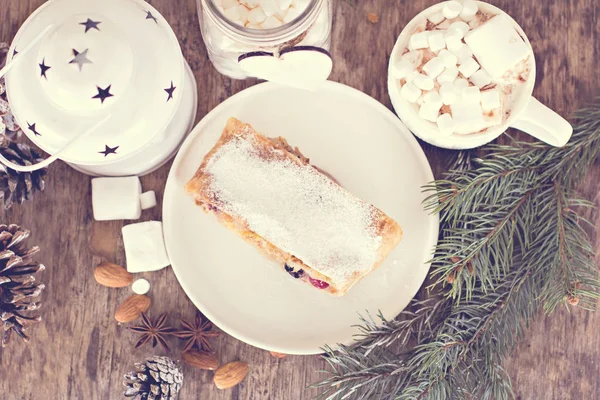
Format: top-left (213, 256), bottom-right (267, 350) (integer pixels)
top-left (163, 81), bottom-right (439, 354)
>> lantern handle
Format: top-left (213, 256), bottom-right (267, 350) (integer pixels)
top-left (0, 25), bottom-right (53, 79)
top-left (0, 115), bottom-right (111, 173)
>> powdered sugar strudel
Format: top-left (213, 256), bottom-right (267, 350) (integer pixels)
top-left (185, 118), bottom-right (403, 296)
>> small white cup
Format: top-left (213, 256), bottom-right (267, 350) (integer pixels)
top-left (388, 1), bottom-right (573, 150)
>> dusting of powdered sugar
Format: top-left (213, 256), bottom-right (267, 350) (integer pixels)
top-left (205, 132), bottom-right (383, 283)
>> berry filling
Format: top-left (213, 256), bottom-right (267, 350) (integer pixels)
top-left (309, 277), bottom-right (330, 289)
top-left (285, 264), bottom-right (304, 279)
top-left (284, 263), bottom-right (329, 288)
top-left (293, 270), bottom-right (304, 279)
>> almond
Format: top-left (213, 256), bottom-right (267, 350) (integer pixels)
top-left (269, 351), bottom-right (287, 359)
top-left (213, 361), bottom-right (249, 389)
top-left (94, 262), bottom-right (133, 288)
top-left (115, 294), bottom-right (151, 323)
top-left (182, 350), bottom-right (220, 371)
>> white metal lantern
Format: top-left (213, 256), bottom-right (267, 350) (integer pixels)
top-left (1, 0), bottom-right (197, 176)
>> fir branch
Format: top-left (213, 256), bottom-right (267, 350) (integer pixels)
top-left (313, 99), bottom-right (600, 399)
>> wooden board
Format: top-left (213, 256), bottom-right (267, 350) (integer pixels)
top-left (1, 0), bottom-right (599, 398)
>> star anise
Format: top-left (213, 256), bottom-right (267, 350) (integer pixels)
top-left (129, 312), bottom-right (176, 350)
top-left (174, 311), bottom-right (220, 353)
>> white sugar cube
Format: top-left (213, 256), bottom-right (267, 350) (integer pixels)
top-left (463, 85), bottom-right (481, 101)
top-left (460, 0), bottom-right (479, 21)
top-left (140, 191), bottom-right (157, 210)
top-left (221, 0), bottom-right (239, 9)
top-left (423, 57), bottom-right (445, 78)
top-left (458, 57), bottom-right (480, 78)
top-left (444, 34), bottom-right (463, 52)
top-left (437, 67), bottom-right (459, 84)
top-left (443, 1), bottom-right (463, 19)
top-left (481, 89), bottom-right (502, 111)
top-left (261, 15), bottom-right (282, 28)
top-left (437, 113), bottom-right (456, 135)
top-left (451, 97), bottom-right (485, 134)
top-left (400, 82), bottom-right (422, 103)
top-left (439, 82), bottom-right (458, 105)
top-left (438, 49), bottom-right (458, 68)
top-left (448, 21), bottom-right (470, 38)
top-left (428, 31), bottom-right (446, 53)
top-left (123, 221), bottom-right (170, 273)
top-left (428, 12), bottom-right (445, 25)
top-left (453, 44), bottom-right (473, 63)
top-left (247, 6), bottom-right (267, 24)
top-left (276, 0), bottom-right (292, 10)
top-left (454, 78), bottom-right (469, 91)
top-left (241, 0), bottom-right (260, 8)
top-left (410, 31), bottom-right (430, 50)
top-left (419, 102), bottom-right (441, 122)
top-left (391, 60), bottom-right (415, 79)
top-left (423, 90), bottom-right (443, 109)
top-left (464, 15), bottom-right (532, 79)
top-left (260, 0), bottom-right (280, 16)
top-left (246, 22), bottom-right (261, 29)
top-left (283, 6), bottom-right (301, 23)
top-left (91, 177), bottom-right (141, 221)
top-left (412, 73), bottom-right (435, 91)
top-left (470, 69), bottom-right (492, 88)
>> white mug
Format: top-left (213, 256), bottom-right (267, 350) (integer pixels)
top-left (388, 1), bottom-right (573, 150)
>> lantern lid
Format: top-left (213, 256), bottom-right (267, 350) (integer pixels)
top-left (5, 0), bottom-right (185, 165)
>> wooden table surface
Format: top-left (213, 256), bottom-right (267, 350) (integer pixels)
top-left (1, 0), bottom-right (599, 399)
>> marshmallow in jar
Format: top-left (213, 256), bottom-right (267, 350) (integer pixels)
top-left (197, 0), bottom-right (333, 86)
top-left (391, 0), bottom-right (534, 136)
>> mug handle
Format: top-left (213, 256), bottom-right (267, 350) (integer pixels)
top-left (509, 96), bottom-right (573, 147)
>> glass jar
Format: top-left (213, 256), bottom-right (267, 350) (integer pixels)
top-left (197, 0), bottom-right (332, 79)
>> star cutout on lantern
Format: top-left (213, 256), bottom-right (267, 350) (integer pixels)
top-left (164, 81), bottom-right (176, 102)
top-left (27, 122), bottom-right (41, 136)
top-left (80, 18), bottom-right (102, 33)
top-left (69, 49), bottom-right (93, 71)
top-left (92, 85), bottom-right (114, 104)
top-left (145, 11), bottom-right (158, 23)
top-left (39, 59), bottom-right (51, 79)
top-left (99, 145), bottom-right (118, 157)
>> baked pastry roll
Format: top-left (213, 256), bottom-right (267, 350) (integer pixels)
top-left (185, 118), bottom-right (403, 296)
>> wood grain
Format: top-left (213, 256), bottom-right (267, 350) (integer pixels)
top-left (1, 0), bottom-right (599, 399)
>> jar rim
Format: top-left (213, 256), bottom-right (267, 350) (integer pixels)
top-left (201, 0), bottom-right (323, 45)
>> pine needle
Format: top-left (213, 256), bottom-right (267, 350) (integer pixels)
top-left (312, 98), bottom-right (600, 399)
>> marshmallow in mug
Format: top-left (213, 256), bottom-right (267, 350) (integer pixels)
top-left (392, 0), bottom-right (534, 136)
top-left (218, 0), bottom-right (310, 28)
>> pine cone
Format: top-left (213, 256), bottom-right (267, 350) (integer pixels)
top-left (0, 43), bottom-right (48, 209)
top-left (123, 356), bottom-right (183, 400)
top-left (0, 224), bottom-right (45, 347)
top-left (1, 43), bottom-right (22, 141)
top-left (0, 141), bottom-right (47, 209)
